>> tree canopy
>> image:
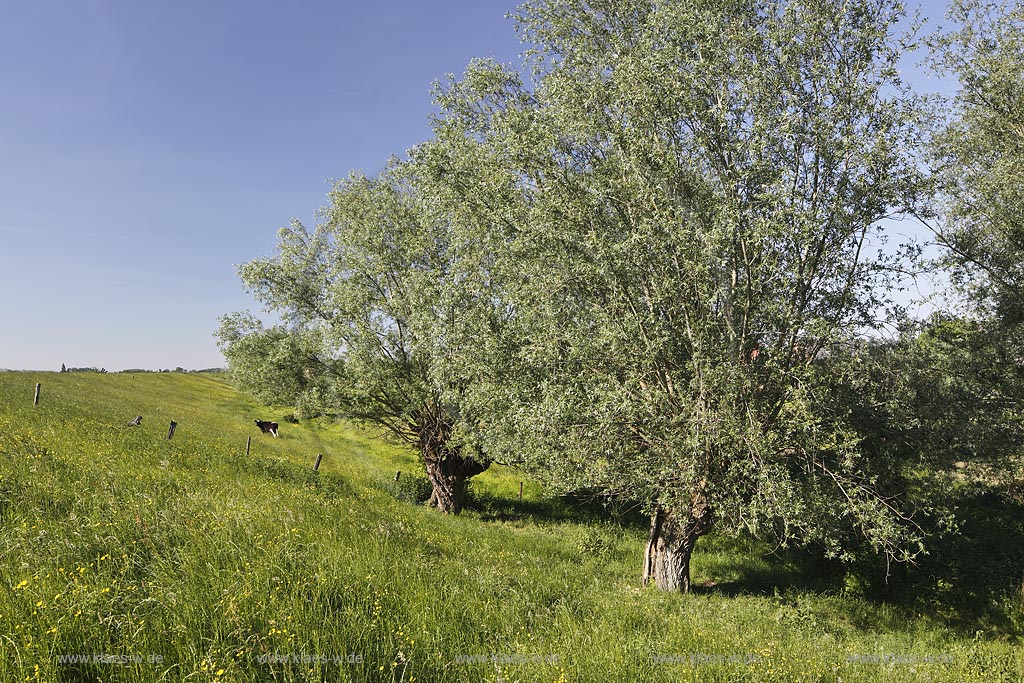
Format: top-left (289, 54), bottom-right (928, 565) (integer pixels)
top-left (928, 0), bottom-right (1024, 324)
top-left (219, 164), bottom-right (498, 513)
top-left (421, 0), bottom-right (932, 590)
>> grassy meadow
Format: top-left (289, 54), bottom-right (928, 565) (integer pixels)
top-left (0, 371), bottom-right (1022, 682)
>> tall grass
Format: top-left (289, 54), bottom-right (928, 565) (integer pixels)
top-left (0, 371), bottom-right (1021, 682)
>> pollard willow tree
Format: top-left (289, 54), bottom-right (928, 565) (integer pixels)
top-left (220, 162), bottom-right (495, 513)
top-left (428, 0), bottom-right (930, 590)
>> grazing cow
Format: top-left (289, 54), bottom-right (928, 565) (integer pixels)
top-left (255, 420), bottom-right (279, 437)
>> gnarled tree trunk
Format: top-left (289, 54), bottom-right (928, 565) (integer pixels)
top-left (415, 404), bottom-right (488, 515)
top-left (423, 449), bottom-right (488, 514)
top-left (642, 489), bottom-right (713, 592)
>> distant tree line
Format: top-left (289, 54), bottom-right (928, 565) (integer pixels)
top-left (119, 368), bottom-right (226, 374)
top-left (56, 367), bottom-right (226, 374)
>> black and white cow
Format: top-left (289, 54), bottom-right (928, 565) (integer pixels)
top-left (255, 420), bottom-right (279, 437)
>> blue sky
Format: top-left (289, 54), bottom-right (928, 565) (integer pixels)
top-left (1, 1), bottom-right (953, 371)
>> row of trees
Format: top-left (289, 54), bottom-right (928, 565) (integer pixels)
top-left (218, 0), bottom-right (1024, 592)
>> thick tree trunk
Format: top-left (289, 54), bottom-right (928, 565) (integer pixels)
top-left (423, 451), bottom-right (488, 514)
top-left (642, 490), bottom-right (713, 592)
top-left (425, 461), bottom-right (466, 513)
top-left (413, 403), bottom-right (489, 515)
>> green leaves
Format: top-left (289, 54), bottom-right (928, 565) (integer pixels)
top-left (425, 0), bottom-right (931, 563)
top-left (221, 158), bottom-right (507, 510)
top-left (928, 0), bottom-right (1024, 324)
top-left (215, 313), bottom-right (334, 416)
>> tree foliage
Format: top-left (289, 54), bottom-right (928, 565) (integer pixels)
top-left (928, 0), bottom-right (1024, 324)
top-left (216, 312), bottom-right (335, 416)
top-left (916, 0), bottom-right (1024, 504)
top-left (220, 0), bottom-right (1024, 592)
top-left (219, 165), bottom-right (494, 513)
top-left (423, 0), bottom-right (930, 589)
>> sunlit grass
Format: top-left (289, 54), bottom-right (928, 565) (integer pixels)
top-left (0, 371), bottom-right (1021, 682)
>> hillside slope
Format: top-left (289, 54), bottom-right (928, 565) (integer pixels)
top-left (0, 372), bottom-right (1020, 683)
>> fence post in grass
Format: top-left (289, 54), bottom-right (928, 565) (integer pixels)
top-left (167, 421), bottom-right (177, 440)
top-left (313, 453), bottom-right (323, 471)
top-left (519, 482), bottom-right (523, 500)
top-left (395, 470), bottom-right (401, 482)
top-left (245, 436), bottom-right (251, 456)
top-left (33, 383), bottom-right (41, 406)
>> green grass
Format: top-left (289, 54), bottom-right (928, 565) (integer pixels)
top-left (1, 371), bottom-right (1022, 682)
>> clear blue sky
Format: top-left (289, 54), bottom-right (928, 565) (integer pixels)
top-left (1, 1), bottom-right (953, 371)
top-left (0, 0), bottom-right (523, 371)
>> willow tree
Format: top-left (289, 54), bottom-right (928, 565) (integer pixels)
top-left (428, 0), bottom-right (928, 590)
top-left (927, 0), bottom-right (1024, 325)
top-left (917, 0), bottom-right (1024, 495)
top-left (220, 163), bottom-right (492, 513)
top-left (216, 312), bottom-right (337, 417)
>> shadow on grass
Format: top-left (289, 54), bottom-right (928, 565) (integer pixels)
top-left (862, 487), bottom-right (1024, 637)
top-left (692, 487), bottom-right (1024, 638)
top-left (528, 484), bottom-right (1022, 639)
top-left (384, 466), bottom-right (1024, 638)
top-left (692, 561), bottom-right (843, 597)
top-left (465, 485), bottom-right (650, 530)
top-left (688, 532), bottom-right (850, 598)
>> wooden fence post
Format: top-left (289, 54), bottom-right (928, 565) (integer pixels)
top-left (33, 383), bottom-right (41, 406)
top-left (167, 421), bottom-right (177, 440)
top-left (519, 482), bottom-right (523, 500)
top-left (246, 436), bottom-right (251, 456)
top-left (313, 454), bottom-right (323, 471)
